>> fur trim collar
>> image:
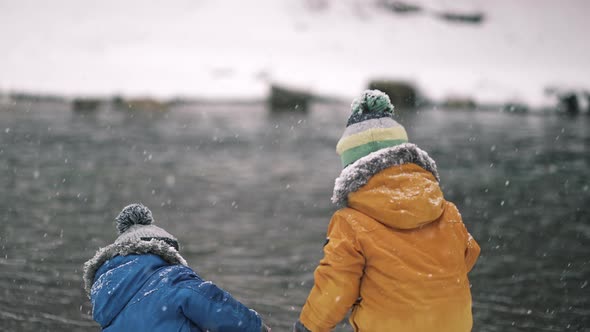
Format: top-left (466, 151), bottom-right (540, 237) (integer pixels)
top-left (332, 143), bottom-right (439, 207)
top-left (82, 239), bottom-right (188, 297)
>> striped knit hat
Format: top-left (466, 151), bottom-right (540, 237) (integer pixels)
top-left (336, 90), bottom-right (409, 167)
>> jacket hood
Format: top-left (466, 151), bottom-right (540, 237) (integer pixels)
top-left (82, 240), bottom-right (187, 327)
top-left (332, 143), bottom-right (444, 229)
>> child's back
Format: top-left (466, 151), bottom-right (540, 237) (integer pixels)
top-left (296, 91), bottom-right (480, 332)
top-left (84, 204), bottom-right (267, 332)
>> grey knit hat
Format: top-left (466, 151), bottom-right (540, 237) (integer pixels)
top-left (114, 203), bottom-right (179, 250)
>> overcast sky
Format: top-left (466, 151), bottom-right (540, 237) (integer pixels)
top-left (1, 0), bottom-right (589, 105)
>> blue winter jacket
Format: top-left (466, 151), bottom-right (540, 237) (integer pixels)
top-left (85, 242), bottom-right (263, 332)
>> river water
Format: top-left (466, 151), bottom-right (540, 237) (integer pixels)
top-left (0, 101), bottom-right (588, 331)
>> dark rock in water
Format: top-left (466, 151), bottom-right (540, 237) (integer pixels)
top-left (72, 98), bottom-right (101, 112)
top-left (11, 92), bottom-right (65, 103)
top-left (544, 87), bottom-right (589, 115)
top-left (558, 93), bottom-right (580, 115)
top-left (380, 1), bottom-right (423, 14)
top-left (583, 91), bottom-right (590, 114)
top-left (441, 96), bottom-right (477, 109)
top-left (268, 85), bottom-right (311, 113)
top-left (437, 11), bottom-right (485, 24)
top-left (503, 103), bottom-right (528, 114)
top-left (367, 80), bottom-right (417, 110)
top-left (113, 97), bottom-right (168, 112)
top-left (111, 95), bottom-right (125, 108)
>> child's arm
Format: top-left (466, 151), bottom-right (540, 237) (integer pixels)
top-left (298, 212), bottom-right (365, 332)
top-left (464, 231), bottom-right (480, 272)
top-left (179, 280), bottom-right (267, 332)
top-left (447, 202), bottom-right (481, 272)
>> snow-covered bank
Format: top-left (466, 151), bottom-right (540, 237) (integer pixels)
top-left (0, 0), bottom-right (588, 108)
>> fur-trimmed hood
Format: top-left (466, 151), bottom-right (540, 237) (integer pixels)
top-left (83, 239), bottom-right (187, 297)
top-left (332, 143), bottom-right (440, 207)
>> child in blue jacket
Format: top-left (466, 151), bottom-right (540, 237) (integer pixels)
top-left (83, 203), bottom-right (269, 332)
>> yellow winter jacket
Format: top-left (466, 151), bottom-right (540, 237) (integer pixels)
top-left (299, 163), bottom-right (480, 332)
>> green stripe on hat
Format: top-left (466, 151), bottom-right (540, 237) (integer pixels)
top-left (336, 126), bottom-right (408, 155)
top-left (340, 139), bottom-right (408, 167)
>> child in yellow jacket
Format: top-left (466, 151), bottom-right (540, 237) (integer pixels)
top-left (295, 90), bottom-right (480, 332)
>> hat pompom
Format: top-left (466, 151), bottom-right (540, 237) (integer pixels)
top-left (115, 203), bottom-right (154, 234)
top-left (351, 90), bottom-right (394, 115)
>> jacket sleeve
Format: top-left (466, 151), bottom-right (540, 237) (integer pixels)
top-left (299, 212), bottom-right (366, 332)
top-left (464, 230), bottom-right (480, 272)
top-left (179, 279), bottom-right (263, 332)
top-left (449, 202), bottom-right (481, 272)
